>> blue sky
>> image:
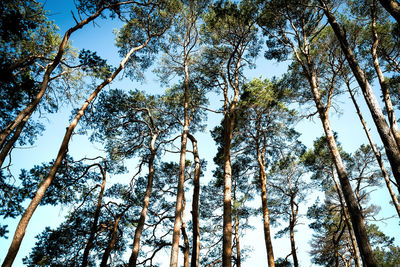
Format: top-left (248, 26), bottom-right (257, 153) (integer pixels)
top-left (1, 1), bottom-right (400, 266)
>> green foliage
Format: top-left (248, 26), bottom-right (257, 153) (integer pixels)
top-left (161, 83), bottom-right (209, 132)
top-left (82, 89), bottom-right (178, 171)
top-left (200, 0), bottom-right (261, 92)
top-left (268, 146), bottom-right (309, 231)
top-left (116, 0), bottom-right (180, 81)
top-left (305, 135), bottom-right (392, 265)
top-left (258, 0), bottom-right (320, 61)
top-left (78, 49), bottom-right (113, 79)
top-left (19, 156), bottom-right (101, 206)
top-left (236, 77), bottom-right (300, 167)
top-left (23, 183), bottom-right (136, 266)
top-left (0, 0), bottom-right (62, 145)
top-left (275, 257), bottom-right (292, 267)
top-left (374, 245), bottom-right (400, 266)
top-left (0, 171), bottom-right (25, 238)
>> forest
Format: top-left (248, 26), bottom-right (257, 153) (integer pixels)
top-left (1, 0), bottom-right (400, 266)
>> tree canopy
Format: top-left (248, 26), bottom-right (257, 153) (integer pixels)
top-left (1, 0), bottom-right (400, 266)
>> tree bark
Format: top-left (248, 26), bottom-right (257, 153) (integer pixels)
top-left (81, 164), bottom-right (107, 267)
top-left (346, 81), bottom-right (400, 217)
top-left (257, 152), bottom-right (275, 267)
top-left (371, 0), bottom-right (400, 150)
top-left (222, 112), bottom-right (234, 267)
top-left (378, 0), bottom-right (400, 24)
top-left (188, 133), bottom-right (201, 267)
top-left (319, 0), bottom-right (400, 192)
top-left (0, 3), bottom-right (117, 165)
top-left (331, 170), bottom-right (362, 267)
top-left (289, 196), bottom-right (298, 267)
top-left (170, 50), bottom-right (191, 267)
top-left (100, 206), bottom-right (130, 267)
top-left (307, 65), bottom-right (377, 266)
top-left (222, 50), bottom-right (241, 267)
top-left (182, 195), bottom-right (190, 267)
top-left (128, 135), bottom-right (158, 267)
top-left (1, 43), bottom-right (145, 267)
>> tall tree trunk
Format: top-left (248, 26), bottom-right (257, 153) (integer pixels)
top-left (371, 0), bottom-right (400, 149)
top-left (222, 55), bottom-right (241, 267)
top-left (331, 169), bottom-right (362, 267)
top-left (307, 65), bottom-right (377, 265)
top-left (188, 133), bottom-right (200, 267)
top-left (170, 54), bottom-right (191, 267)
top-left (182, 195), bottom-right (190, 267)
top-left (1, 43), bottom-right (146, 267)
top-left (346, 81), bottom-right (400, 217)
top-left (222, 112), bottom-right (234, 267)
top-left (128, 136), bottom-right (158, 267)
top-left (319, 0), bottom-right (400, 191)
top-left (289, 197), bottom-right (298, 267)
top-left (100, 206), bottom-right (130, 267)
top-left (234, 214), bottom-right (241, 267)
top-left (257, 152), bottom-right (275, 267)
top-left (378, 0), bottom-right (400, 23)
top-left (0, 3), bottom-right (116, 164)
top-left (81, 164), bottom-right (107, 267)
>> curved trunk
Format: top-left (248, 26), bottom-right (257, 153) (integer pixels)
top-left (128, 138), bottom-right (157, 267)
top-left (320, 0), bottom-right (400, 194)
top-left (257, 153), bottom-right (275, 267)
top-left (371, 1), bottom-right (400, 150)
top-left (188, 134), bottom-right (201, 267)
top-left (0, 4), bottom-right (111, 162)
top-left (308, 66), bottom-right (377, 265)
top-left (81, 164), bottom-right (107, 267)
top-left (1, 44), bottom-right (143, 267)
top-left (100, 206), bottom-right (130, 267)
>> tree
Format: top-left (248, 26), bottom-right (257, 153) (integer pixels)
top-left (82, 87), bottom-right (180, 267)
top-left (318, 0), bottom-right (400, 196)
top-left (199, 146), bottom-right (255, 267)
top-left (304, 135), bottom-right (394, 266)
top-left (0, 0), bottom-right (131, 168)
top-left (161, 81), bottom-right (208, 267)
top-left (268, 149), bottom-right (308, 267)
top-left (258, 1), bottom-right (377, 264)
top-left (23, 181), bottom-right (138, 267)
top-left (1, 2), bottom-right (176, 265)
top-left (201, 2), bottom-right (260, 265)
top-left (303, 135), bottom-right (363, 266)
top-left (0, 0), bottom-right (59, 159)
top-left (153, 1), bottom-right (207, 265)
top-left (235, 77), bottom-right (298, 267)
top-left (343, 75), bottom-right (400, 217)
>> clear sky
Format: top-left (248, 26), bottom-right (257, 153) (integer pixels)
top-left (1, 1), bottom-right (399, 266)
